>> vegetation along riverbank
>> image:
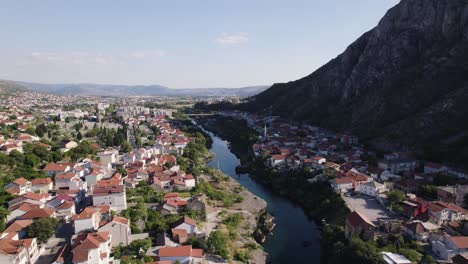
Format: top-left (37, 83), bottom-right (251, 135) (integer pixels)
top-left (194, 114), bottom-right (436, 264)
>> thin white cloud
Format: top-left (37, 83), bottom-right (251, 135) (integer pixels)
top-left (29, 51), bottom-right (117, 65)
top-left (215, 32), bottom-right (249, 45)
top-left (30, 52), bottom-right (65, 62)
top-left (26, 50), bottom-right (165, 66)
top-left (129, 50), bottom-right (166, 59)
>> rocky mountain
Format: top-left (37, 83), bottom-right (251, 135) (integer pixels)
top-left (18, 81), bottom-right (268, 97)
top-left (243, 0), bottom-right (468, 162)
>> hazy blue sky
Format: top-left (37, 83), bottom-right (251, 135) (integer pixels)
top-left (0, 0), bottom-right (399, 88)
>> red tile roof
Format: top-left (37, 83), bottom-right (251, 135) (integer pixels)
top-left (55, 172), bottom-right (76, 180)
top-left (13, 177), bottom-right (30, 185)
top-left (158, 245), bottom-right (202, 257)
top-left (19, 208), bottom-right (54, 219)
top-left (111, 216), bottom-right (129, 225)
top-left (448, 236), bottom-right (468, 249)
top-left (31, 178), bottom-right (52, 185)
top-left (73, 207), bottom-right (96, 220)
top-left (72, 232), bottom-right (110, 262)
top-left (44, 163), bottom-right (69, 171)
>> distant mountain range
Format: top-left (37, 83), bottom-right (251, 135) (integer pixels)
top-left (0, 80), bottom-right (32, 96)
top-left (16, 81), bottom-right (269, 97)
top-left (242, 0), bottom-right (468, 163)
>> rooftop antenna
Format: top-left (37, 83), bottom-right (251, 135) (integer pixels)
top-left (217, 160), bottom-right (220, 171)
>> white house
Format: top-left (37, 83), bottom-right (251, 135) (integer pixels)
top-left (98, 216), bottom-right (130, 247)
top-left (71, 231), bottom-right (111, 264)
top-left (331, 177), bottom-right (354, 193)
top-left (171, 216), bottom-right (198, 236)
top-left (269, 155), bottom-right (286, 167)
top-left (97, 150), bottom-right (117, 167)
top-left (92, 185), bottom-right (127, 212)
top-left (85, 170), bottom-right (104, 188)
top-left (431, 235), bottom-right (468, 261)
top-left (43, 163), bottom-right (71, 177)
top-left (55, 201), bottom-right (76, 222)
top-left (359, 181), bottom-right (386, 197)
top-left (158, 245), bottom-right (203, 264)
top-left (73, 207), bottom-right (100, 234)
top-left (312, 156), bottom-right (326, 169)
top-left (378, 158), bottom-right (417, 174)
top-left (0, 238), bottom-right (40, 264)
top-left (4, 178), bottom-right (31, 196)
top-left (31, 178), bottom-right (53, 193)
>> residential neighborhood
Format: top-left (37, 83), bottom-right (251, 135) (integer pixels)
top-left (0, 95), bottom-right (264, 264)
top-left (217, 110), bottom-right (468, 263)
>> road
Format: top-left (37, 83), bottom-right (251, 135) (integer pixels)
top-left (127, 125), bottom-right (137, 149)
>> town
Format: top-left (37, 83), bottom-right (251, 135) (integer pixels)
top-left (0, 88), bottom-right (268, 264)
top-left (196, 110), bottom-right (468, 264)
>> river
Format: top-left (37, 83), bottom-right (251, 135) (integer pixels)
top-left (204, 130), bottom-right (321, 264)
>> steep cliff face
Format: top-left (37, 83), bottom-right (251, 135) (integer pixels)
top-left (246, 0), bottom-right (468, 161)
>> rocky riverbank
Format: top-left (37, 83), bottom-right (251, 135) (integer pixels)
top-left (201, 171), bottom-right (272, 263)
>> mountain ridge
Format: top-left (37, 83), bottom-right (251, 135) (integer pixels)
top-left (241, 0), bottom-right (468, 162)
top-left (16, 81), bottom-right (269, 97)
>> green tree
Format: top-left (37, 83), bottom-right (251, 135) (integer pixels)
top-left (120, 140), bottom-right (132, 153)
top-left (206, 230), bottom-right (230, 259)
top-left (26, 127), bottom-right (36, 136)
top-left (24, 154), bottom-right (40, 168)
top-left (0, 207), bottom-right (8, 232)
top-left (387, 190), bottom-right (405, 209)
top-left (27, 218), bottom-right (58, 243)
top-left (35, 123), bottom-right (47, 137)
top-left (419, 254), bottom-right (437, 264)
top-left (9, 150), bottom-right (25, 166)
top-left (33, 146), bottom-right (51, 162)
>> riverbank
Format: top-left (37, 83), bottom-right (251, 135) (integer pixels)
top-left (173, 118), bottom-right (271, 263)
top-left (194, 114), bottom-right (436, 264)
top-left (195, 115), bottom-right (349, 225)
top-left (195, 115), bottom-right (350, 263)
top-left (201, 172), bottom-right (269, 263)
top-left (203, 123), bottom-right (321, 263)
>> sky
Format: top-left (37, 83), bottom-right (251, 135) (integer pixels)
top-left (0, 0), bottom-right (399, 88)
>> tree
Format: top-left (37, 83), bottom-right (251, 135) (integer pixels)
top-left (331, 236), bottom-right (385, 264)
top-left (0, 207), bottom-right (8, 232)
top-left (35, 123), bottom-right (47, 137)
top-left (129, 238), bottom-right (152, 253)
top-left (206, 230), bottom-right (230, 259)
top-left (77, 131), bottom-right (83, 140)
top-left (33, 146), bottom-right (51, 162)
top-left (120, 141), bottom-right (132, 153)
top-left (24, 154), bottom-right (40, 168)
top-left (419, 254), bottom-right (437, 264)
top-left (387, 190), bottom-right (405, 209)
top-left (26, 127), bottom-right (36, 136)
top-left (9, 150), bottom-right (25, 166)
top-left (27, 218), bottom-right (58, 243)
